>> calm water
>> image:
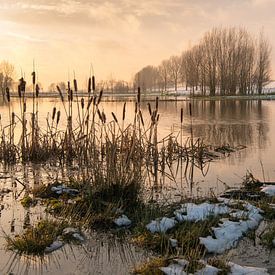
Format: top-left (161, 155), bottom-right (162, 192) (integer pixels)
top-left (0, 97), bottom-right (274, 274)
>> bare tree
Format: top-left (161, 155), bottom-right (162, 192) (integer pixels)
top-left (167, 55), bottom-right (181, 91)
top-left (0, 61), bottom-right (15, 100)
top-left (254, 31), bottom-right (271, 94)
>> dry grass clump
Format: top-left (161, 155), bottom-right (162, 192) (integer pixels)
top-left (5, 220), bottom-right (67, 256)
top-left (207, 257), bottom-right (231, 275)
top-left (261, 222), bottom-right (275, 248)
top-left (133, 257), bottom-right (169, 275)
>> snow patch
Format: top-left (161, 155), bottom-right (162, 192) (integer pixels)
top-left (146, 217), bottom-right (177, 233)
top-left (174, 203), bottom-right (229, 222)
top-left (261, 185), bottom-right (275, 196)
top-left (114, 215), bottom-right (132, 227)
top-left (200, 203), bottom-right (263, 254)
top-left (45, 240), bottom-right (64, 253)
top-left (229, 262), bottom-right (269, 275)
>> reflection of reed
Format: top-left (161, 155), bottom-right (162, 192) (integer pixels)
top-left (2, 232), bottom-right (148, 275)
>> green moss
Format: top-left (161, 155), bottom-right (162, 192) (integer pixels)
top-left (21, 195), bottom-right (37, 208)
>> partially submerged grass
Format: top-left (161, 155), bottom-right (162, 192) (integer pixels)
top-left (207, 257), bottom-right (231, 275)
top-left (133, 257), bottom-right (169, 275)
top-left (261, 222), bottom-right (275, 248)
top-left (5, 220), bottom-right (68, 256)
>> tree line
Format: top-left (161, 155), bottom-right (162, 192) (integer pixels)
top-left (134, 27), bottom-right (272, 96)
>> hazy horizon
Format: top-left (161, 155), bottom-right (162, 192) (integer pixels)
top-left (1, 0), bottom-right (275, 88)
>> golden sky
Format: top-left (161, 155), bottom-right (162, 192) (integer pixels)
top-left (0, 0), bottom-right (275, 88)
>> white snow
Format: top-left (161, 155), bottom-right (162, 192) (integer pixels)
top-left (195, 265), bottom-right (219, 275)
top-left (229, 262), bottom-right (269, 275)
top-left (51, 185), bottom-right (79, 195)
top-left (160, 263), bottom-right (186, 275)
top-left (169, 238), bottom-right (178, 248)
top-left (200, 203), bottom-right (263, 254)
top-left (45, 240), bottom-right (64, 253)
top-left (174, 203), bottom-right (229, 222)
top-left (63, 227), bottom-right (79, 235)
top-left (114, 215), bottom-right (132, 226)
top-left (146, 217), bottom-right (177, 233)
top-left (72, 232), bottom-right (84, 241)
top-left (261, 185), bottom-right (275, 196)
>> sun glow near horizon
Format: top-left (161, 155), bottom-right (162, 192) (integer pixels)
top-left (0, 0), bottom-right (275, 88)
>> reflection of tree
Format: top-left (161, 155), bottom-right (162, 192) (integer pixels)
top-left (163, 100), bottom-right (269, 149)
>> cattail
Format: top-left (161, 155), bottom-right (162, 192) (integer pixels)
top-left (32, 71), bottom-right (35, 85)
top-left (156, 114), bottom-right (160, 122)
top-left (137, 87), bottom-right (141, 103)
top-left (155, 97), bottom-right (159, 111)
top-left (97, 109), bottom-right (103, 121)
top-left (56, 86), bottom-right (64, 102)
top-left (23, 102), bottom-right (26, 112)
top-left (134, 102), bottom-right (137, 114)
top-left (92, 76), bottom-right (95, 91)
top-left (102, 111), bottom-right (106, 123)
top-left (85, 114), bottom-right (89, 124)
top-left (12, 112), bottom-right (15, 124)
top-left (181, 108), bottom-right (183, 123)
top-left (111, 112), bottom-right (118, 123)
top-left (87, 97), bottom-right (93, 110)
top-left (52, 107), bottom-right (57, 120)
top-left (56, 111), bottom-right (61, 125)
top-left (189, 103), bottom-right (192, 117)
top-left (73, 79), bottom-right (78, 92)
top-left (67, 81), bottom-right (71, 92)
top-left (18, 85), bottom-right (22, 98)
top-left (122, 102), bottom-right (126, 121)
top-left (6, 87), bottom-right (10, 102)
top-left (139, 110), bottom-right (144, 126)
top-left (70, 89), bottom-right (73, 101)
top-left (81, 98), bottom-right (84, 109)
top-left (88, 77), bottom-right (92, 93)
top-left (97, 90), bottom-right (103, 105)
top-left (93, 96), bottom-right (97, 105)
top-left (147, 103), bottom-right (152, 116)
top-left (35, 84), bottom-right (40, 97)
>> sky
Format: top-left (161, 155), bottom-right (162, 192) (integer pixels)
top-left (0, 0), bottom-right (275, 88)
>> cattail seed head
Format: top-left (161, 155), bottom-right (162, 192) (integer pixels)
top-left (56, 111), bottom-right (61, 125)
top-left (139, 110), bottom-right (144, 126)
top-left (32, 71), bottom-right (36, 85)
top-left (56, 86), bottom-right (64, 102)
top-left (137, 87), bottom-right (141, 103)
top-left (18, 85), bottom-right (22, 98)
top-left (88, 77), bottom-right (92, 93)
top-left (35, 84), bottom-right (40, 97)
top-left (81, 98), bottom-right (84, 109)
top-left (147, 103), bottom-right (152, 116)
top-left (73, 79), bottom-right (78, 92)
top-left (181, 108), bottom-right (183, 123)
top-left (6, 87), bottom-right (10, 102)
top-left (92, 76), bottom-right (95, 91)
top-left (23, 102), bottom-right (26, 112)
top-left (111, 112), bottom-right (118, 123)
top-left (189, 103), bottom-right (192, 117)
top-left (122, 102), bottom-right (126, 121)
top-left (12, 112), bottom-right (15, 124)
top-left (52, 107), bottom-right (57, 120)
top-left (97, 109), bottom-right (103, 122)
top-left (155, 97), bottom-right (159, 111)
top-left (97, 90), bottom-right (103, 105)
top-left (87, 97), bottom-right (93, 109)
top-left (70, 89), bottom-right (73, 101)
